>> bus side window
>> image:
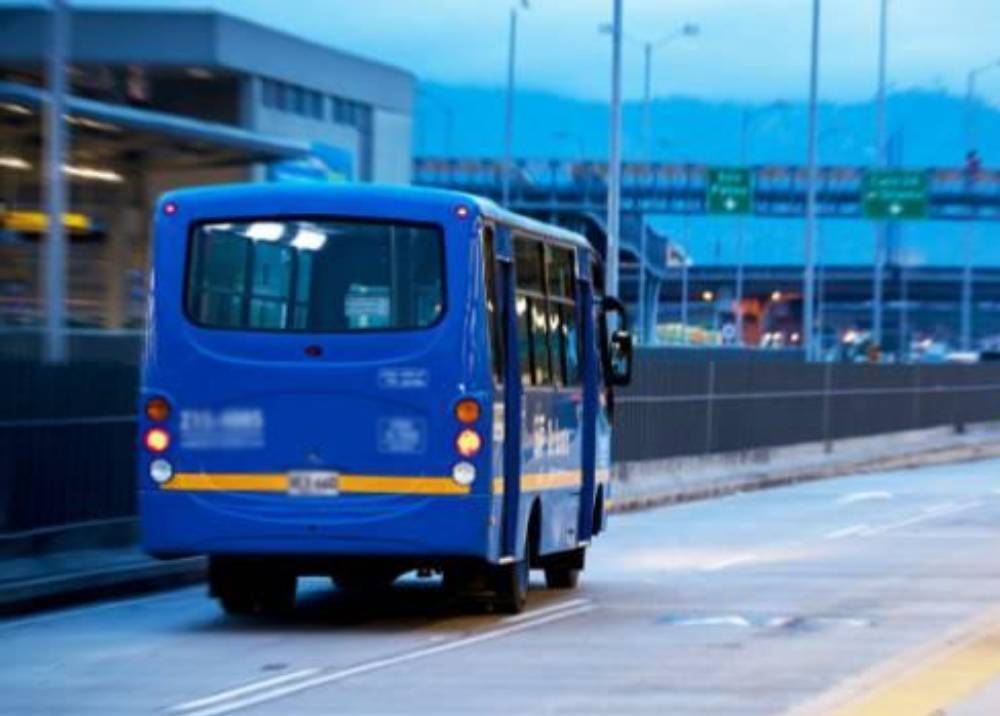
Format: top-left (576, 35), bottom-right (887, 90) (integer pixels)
top-left (482, 227), bottom-right (504, 385)
top-left (514, 237), bottom-right (551, 387)
top-left (546, 245), bottom-right (578, 386)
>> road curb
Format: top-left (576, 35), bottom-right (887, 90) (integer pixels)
top-left (607, 438), bottom-right (1000, 515)
top-left (0, 556), bottom-right (205, 617)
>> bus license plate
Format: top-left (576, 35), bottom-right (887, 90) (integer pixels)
top-left (288, 470), bottom-right (339, 497)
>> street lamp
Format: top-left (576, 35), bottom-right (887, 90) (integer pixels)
top-left (871, 0), bottom-right (889, 355)
top-left (601, 0), bottom-right (625, 301)
top-left (501, 0), bottom-right (531, 207)
top-left (802, 0), bottom-right (821, 361)
top-left (597, 23), bottom-right (698, 163)
top-left (43, 0), bottom-right (69, 363)
top-left (599, 19), bottom-right (698, 338)
top-left (960, 57), bottom-right (1000, 352)
top-left (737, 100), bottom-right (787, 347)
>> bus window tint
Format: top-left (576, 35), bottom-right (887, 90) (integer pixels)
top-left (516, 295), bottom-right (532, 385)
top-left (514, 237), bottom-right (552, 386)
top-left (546, 245), bottom-right (578, 386)
top-left (531, 298), bottom-right (551, 385)
top-left (514, 238), bottom-right (543, 293)
top-left (186, 220), bottom-right (443, 332)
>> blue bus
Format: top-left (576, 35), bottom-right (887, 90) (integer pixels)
top-left (139, 183), bottom-right (632, 614)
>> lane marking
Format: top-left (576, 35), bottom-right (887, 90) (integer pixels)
top-left (825, 525), bottom-right (870, 540)
top-left (861, 500), bottom-right (982, 537)
top-left (701, 554), bottom-right (757, 572)
top-left (170, 599), bottom-right (594, 716)
top-left (168, 669), bottom-right (322, 714)
top-left (836, 491), bottom-right (893, 506)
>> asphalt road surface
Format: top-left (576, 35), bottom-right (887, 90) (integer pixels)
top-left (5, 457), bottom-right (1000, 715)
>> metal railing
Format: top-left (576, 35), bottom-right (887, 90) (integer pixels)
top-left (614, 353), bottom-right (1000, 461)
top-left (3, 353), bottom-right (1000, 535)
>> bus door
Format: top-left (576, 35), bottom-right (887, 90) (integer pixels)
top-left (577, 260), bottom-right (598, 544)
top-left (487, 225), bottom-right (521, 560)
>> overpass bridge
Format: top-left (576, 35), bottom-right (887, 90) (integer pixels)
top-left (414, 158), bottom-right (1000, 221)
top-left (415, 158), bottom-right (1000, 349)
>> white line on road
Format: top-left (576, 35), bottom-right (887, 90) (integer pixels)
top-left (825, 525), bottom-right (871, 540)
top-left (168, 669), bottom-right (322, 714)
top-left (701, 555), bottom-right (757, 572)
top-left (169, 599), bottom-right (595, 716)
top-left (837, 491), bottom-right (893, 506)
top-left (862, 500), bottom-right (983, 536)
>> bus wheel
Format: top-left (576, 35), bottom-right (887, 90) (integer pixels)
top-left (543, 547), bottom-right (584, 590)
top-left (210, 558), bottom-right (255, 616)
top-left (492, 558), bottom-right (528, 614)
top-left (257, 573), bottom-right (297, 615)
top-left (210, 559), bottom-right (296, 616)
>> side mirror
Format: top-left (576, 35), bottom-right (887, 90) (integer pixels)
top-left (601, 296), bottom-right (633, 387)
top-left (609, 329), bottom-right (633, 386)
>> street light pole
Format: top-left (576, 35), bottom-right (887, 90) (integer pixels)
top-left (605, 0), bottom-right (623, 298)
top-left (960, 59), bottom-right (999, 351)
top-left (501, 5), bottom-right (521, 206)
top-left (802, 0), bottom-right (821, 361)
top-left (43, 0), bottom-right (69, 364)
top-left (871, 0), bottom-right (888, 353)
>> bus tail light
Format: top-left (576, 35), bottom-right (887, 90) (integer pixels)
top-left (145, 396), bottom-right (170, 422)
top-left (455, 429), bottom-right (482, 458)
top-left (454, 398), bottom-right (481, 424)
top-left (144, 427), bottom-right (171, 453)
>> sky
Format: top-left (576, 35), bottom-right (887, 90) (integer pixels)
top-left (14, 0), bottom-right (1000, 105)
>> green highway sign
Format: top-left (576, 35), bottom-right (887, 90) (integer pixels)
top-left (862, 170), bottom-right (929, 219)
top-left (706, 168), bottom-right (753, 215)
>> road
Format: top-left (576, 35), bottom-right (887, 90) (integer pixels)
top-left (4, 457), bottom-right (1000, 715)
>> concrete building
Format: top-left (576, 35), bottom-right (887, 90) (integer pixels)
top-left (0, 5), bottom-right (415, 331)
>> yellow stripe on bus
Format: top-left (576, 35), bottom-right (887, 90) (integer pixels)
top-left (165, 473), bottom-right (468, 495)
top-left (492, 470), bottom-right (594, 494)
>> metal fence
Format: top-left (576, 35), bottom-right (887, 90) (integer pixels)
top-left (614, 352), bottom-right (1000, 462)
top-left (0, 361), bottom-right (138, 534)
top-left (3, 352), bottom-right (1000, 535)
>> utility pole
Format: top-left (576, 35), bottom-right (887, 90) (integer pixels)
top-left (605, 0), bottom-right (623, 298)
top-left (871, 0), bottom-right (888, 354)
top-left (43, 0), bottom-right (69, 363)
top-left (501, 6), bottom-right (519, 206)
top-left (802, 0), bottom-right (821, 361)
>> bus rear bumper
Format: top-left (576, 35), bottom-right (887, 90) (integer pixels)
top-left (140, 489), bottom-right (496, 561)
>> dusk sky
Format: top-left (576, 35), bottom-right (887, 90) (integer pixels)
top-left (19, 0), bottom-right (1000, 105)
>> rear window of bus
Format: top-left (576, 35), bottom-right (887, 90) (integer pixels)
top-left (185, 218), bottom-right (444, 332)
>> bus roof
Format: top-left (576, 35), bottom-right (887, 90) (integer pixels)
top-left (159, 182), bottom-right (594, 252)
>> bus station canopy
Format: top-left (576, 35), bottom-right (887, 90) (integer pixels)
top-left (0, 80), bottom-right (310, 171)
